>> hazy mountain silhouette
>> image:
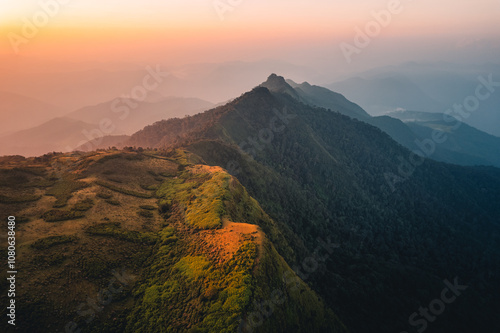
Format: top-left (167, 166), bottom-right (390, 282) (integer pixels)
top-left (387, 110), bottom-right (500, 167)
top-left (0, 90), bottom-right (64, 134)
top-left (83, 74), bottom-right (500, 170)
top-left (327, 76), bottom-right (444, 115)
top-left (67, 96), bottom-right (214, 135)
top-left (329, 62), bottom-right (500, 136)
top-left (0, 117), bottom-right (97, 156)
top-left (0, 95), bottom-right (213, 156)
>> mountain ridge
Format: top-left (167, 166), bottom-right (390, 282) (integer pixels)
top-left (89, 74), bottom-right (500, 170)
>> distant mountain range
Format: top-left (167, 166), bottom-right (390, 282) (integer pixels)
top-left (66, 95), bottom-right (214, 135)
top-left (0, 96), bottom-right (214, 157)
top-left (5, 68), bottom-right (499, 171)
top-left (81, 74), bottom-right (500, 170)
top-left (327, 76), bottom-right (445, 115)
top-left (328, 62), bottom-right (500, 137)
top-left (0, 90), bottom-right (64, 134)
top-left (0, 117), bottom-right (99, 156)
top-left (386, 110), bottom-right (500, 167)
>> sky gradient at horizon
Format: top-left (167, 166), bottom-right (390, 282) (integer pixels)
top-left (1, 0), bottom-right (500, 68)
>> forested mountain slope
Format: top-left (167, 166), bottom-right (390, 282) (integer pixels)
top-left (119, 79), bottom-right (500, 332)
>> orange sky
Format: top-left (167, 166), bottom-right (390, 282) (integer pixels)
top-left (0, 0), bottom-right (499, 65)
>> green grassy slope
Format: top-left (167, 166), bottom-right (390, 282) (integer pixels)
top-left (0, 150), bottom-right (346, 333)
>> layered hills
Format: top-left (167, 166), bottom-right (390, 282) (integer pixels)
top-left (94, 74), bottom-right (500, 169)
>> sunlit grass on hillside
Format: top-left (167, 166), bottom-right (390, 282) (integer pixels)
top-left (185, 171), bottom-right (230, 229)
top-left (174, 255), bottom-right (211, 281)
top-left (127, 234), bottom-right (257, 333)
top-left (156, 169), bottom-right (230, 229)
